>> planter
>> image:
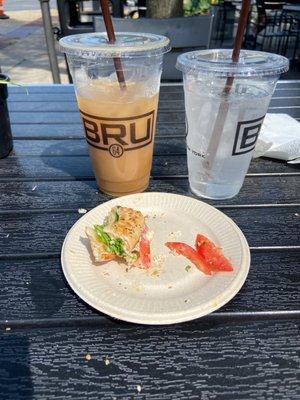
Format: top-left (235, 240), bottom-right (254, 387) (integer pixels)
top-left (0, 74), bottom-right (13, 159)
top-left (94, 14), bottom-right (214, 80)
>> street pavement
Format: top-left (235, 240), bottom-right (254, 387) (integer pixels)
top-left (4, 0), bottom-right (57, 12)
top-left (0, 0), bottom-right (298, 83)
top-left (0, 0), bottom-right (68, 83)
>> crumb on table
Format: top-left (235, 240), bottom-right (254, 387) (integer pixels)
top-left (136, 384), bottom-right (142, 393)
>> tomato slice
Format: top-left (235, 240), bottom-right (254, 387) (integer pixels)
top-left (195, 234), bottom-right (233, 272)
top-left (139, 227), bottom-right (151, 269)
top-left (165, 242), bottom-right (213, 275)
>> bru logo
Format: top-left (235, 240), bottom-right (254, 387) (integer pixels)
top-left (80, 109), bottom-right (155, 157)
top-left (232, 115), bottom-right (265, 156)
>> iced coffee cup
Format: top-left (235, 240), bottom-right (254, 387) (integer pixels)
top-left (60, 33), bottom-right (170, 196)
top-left (176, 50), bottom-right (289, 199)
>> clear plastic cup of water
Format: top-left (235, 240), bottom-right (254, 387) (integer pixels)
top-left (176, 50), bottom-right (289, 199)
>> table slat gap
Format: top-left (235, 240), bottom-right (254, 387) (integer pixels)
top-left (1, 203), bottom-right (299, 216)
top-left (0, 171), bottom-right (299, 183)
top-left (1, 310), bottom-right (299, 331)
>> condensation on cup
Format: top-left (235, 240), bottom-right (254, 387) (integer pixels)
top-left (176, 50), bottom-right (289, 199)
top-left (60, 32), bottom-right (170, 196)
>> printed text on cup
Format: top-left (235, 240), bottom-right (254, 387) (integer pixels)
top-left (80, 109), bottom-right (155, 158)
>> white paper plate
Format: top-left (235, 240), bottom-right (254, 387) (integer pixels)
top-left (61, 193), bottom-right (250, 325)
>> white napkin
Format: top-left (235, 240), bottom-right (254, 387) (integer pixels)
top-left (253, 113), bottom-right (300, 164)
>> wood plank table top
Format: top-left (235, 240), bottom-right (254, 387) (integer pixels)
top-left (0, 81), bottom-right (299, 400)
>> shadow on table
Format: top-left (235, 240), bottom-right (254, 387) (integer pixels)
top-left (0, 335), bottom-right (33, 399)
top-left (29, 268), bottom-right (66, 318)
top-left (40, 141), bottom-right (96, 188)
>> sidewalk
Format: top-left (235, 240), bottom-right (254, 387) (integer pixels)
top-left (0, 5), bottom-right (68, 84)
top-left (1, 1), bottom-right (299, 83)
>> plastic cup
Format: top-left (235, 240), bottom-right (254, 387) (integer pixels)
top-left (176, 49), bottom-right (289, 199)
top-left (60, 32), bottom-right (170, 196)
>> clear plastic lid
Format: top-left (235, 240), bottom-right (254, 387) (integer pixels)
top-left (60, 32), bottom-right (170, 58)
top-left (176, 49), bottom-right (289, 77)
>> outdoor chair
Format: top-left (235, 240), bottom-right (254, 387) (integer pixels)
top-left (56, 0), bottom-right (125, 36)
top-left (245, 0), bottom-right (299, 65)
top-left (213, 0), bottom-right (237, 47)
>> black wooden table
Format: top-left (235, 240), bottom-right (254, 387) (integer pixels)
top-left (1, 81), bottom-right (299, 399)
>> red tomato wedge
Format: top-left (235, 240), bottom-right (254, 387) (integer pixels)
top-left (139, 227), bottom-right (151, 269)
top-left (195, 234), bottom-right (233, 272)
top-left (165, 242), bottom-right (213, 275)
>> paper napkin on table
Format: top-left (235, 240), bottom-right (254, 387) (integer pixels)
top-left (253, 113), bottom-right (300, 164)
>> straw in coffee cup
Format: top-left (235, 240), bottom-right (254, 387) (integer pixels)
top-left (99, 0), bottom-right (126, 90)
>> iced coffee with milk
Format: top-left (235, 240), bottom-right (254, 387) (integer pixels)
top-left (76, 80), bottom-right (158, 195)
top-left (60, 32), bottom-right (170, 196)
